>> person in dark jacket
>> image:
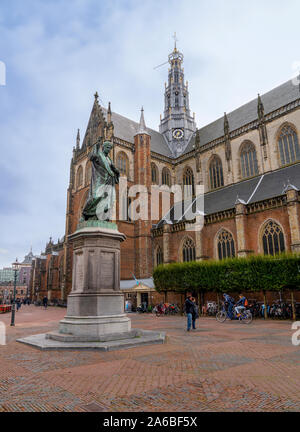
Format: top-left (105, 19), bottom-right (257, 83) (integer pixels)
top-left (185, 295), bottom-right (196, 331)
top-left (42, 296), bottom-right (48, 309)
top-left (223, 293), bottom-right (234, 319)
top-left (191, 297), bottom-right (199, 329)
top-left (16, 298), bottom-right (21, 311)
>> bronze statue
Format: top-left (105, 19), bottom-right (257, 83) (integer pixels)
top-left (81, 140), bottom-right (119, 221)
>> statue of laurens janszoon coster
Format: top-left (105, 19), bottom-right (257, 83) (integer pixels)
top-left (81, 139), bottom-right (120, 222)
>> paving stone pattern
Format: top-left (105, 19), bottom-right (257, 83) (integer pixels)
top-left (0, 306), bottom-right (299, 412)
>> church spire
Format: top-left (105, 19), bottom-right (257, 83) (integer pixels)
top-left (224, 112), bottom-right (229, 136)
top-left (76, 129), bottom-right (80, 149)
top-left (257, 93), bottom-right (265, 121)
top-left (138, 106), bottom-right (147, 134)
top-left (135, 107), bottom-right (148, 136)
top-left (107, 101), bottom-right (112, 124)
top-left (159, 40), bottom-right (196, 157)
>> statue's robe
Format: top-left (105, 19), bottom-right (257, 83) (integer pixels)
top-left (82, 149), bottom-right (119, 221)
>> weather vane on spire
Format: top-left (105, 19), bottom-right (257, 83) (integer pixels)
top-left (173, 32), bottom-right (178, 50)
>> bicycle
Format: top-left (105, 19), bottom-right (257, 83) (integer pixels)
top-left (216, 302), bottom-right (252, 324)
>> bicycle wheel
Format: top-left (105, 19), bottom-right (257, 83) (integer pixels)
top-left (242, 310), bottom-right (252, 324)
top-left (216, 311), bottom-right (227, 323)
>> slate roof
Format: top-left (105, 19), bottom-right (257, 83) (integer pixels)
top-left (102, 78), bottom-right (300, 159)
top-left (102, 108), bottom-right (173, 157)
top-left (183, 78), bottom-right (300, 155)
top-left (155, 162), bottom-right (300, 227)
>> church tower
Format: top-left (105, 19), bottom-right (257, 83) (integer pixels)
top-left (159, 38), bottom-right (196, 157)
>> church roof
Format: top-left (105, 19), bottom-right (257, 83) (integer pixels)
top-left (156, 162), bottom-right (300, 227)
top-left (102, 108), bottom-right (173, 157)
top-left (22, 249), bottom-right (34, 264)
top-left (183, 78), bottom-right (300, 155)
top-left (102, 78), bottom-right (300, 159)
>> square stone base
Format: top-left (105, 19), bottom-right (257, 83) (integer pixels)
top-left (58, 313), bottom-right (131, 338)
top-left (16, 329), bottom-right (166, 351)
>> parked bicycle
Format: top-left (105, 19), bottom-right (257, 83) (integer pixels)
top-left (153, 303), bottom-right (180, 316)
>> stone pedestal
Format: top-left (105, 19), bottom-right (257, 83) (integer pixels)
top-left (57, 224), bottom-right (131, 339)
top-left (17, 221), bottom-right (165, 351)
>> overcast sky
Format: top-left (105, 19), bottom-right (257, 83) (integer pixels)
top-left (0, 0), bottom-right (300, 267)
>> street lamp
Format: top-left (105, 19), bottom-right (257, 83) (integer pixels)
top-left (10, 258), bottom-right (20, 327)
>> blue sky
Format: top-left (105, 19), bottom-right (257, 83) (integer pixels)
top-left (0, 0), bottom-right (300, 267)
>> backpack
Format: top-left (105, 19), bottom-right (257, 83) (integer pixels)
top-left (244, 298), bottom-right (248, 307)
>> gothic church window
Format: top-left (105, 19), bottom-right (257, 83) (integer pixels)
top-left (240, 142), bottom-right (259, 179)
top-left (278, 125), bottom-right (300, 166)
top-left (217, 229), bottom-right (235, 260)
top-left (262, 220), bottom-right (285, 256)
top-left (76, 165), bottom-right (83, 189)
top-left (156, 246), bottom-right (163, 266)
top-left (117, 152), bottom-right (129, 177)
top-left (209, 156), bottom-right (224, 190)
top-left (183, 167), bottom-right (195, 197)
top-left (85, 162), bottom-right (92, 186)
top-left (182, 237), bottom-right (196, 262)
top-left (151, 163), bottom-right (158, 184)
top-left (119, 189), bottom-right (132, 222)
top-left (162, 167), bottom-right (171, 186)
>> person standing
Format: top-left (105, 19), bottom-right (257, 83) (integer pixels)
top-left (191, 297), bottom-right (199, 329)
top-left (16, 298), bottom-right (21, 311)
top-left (42, 296), bottom-right (48, 309)
top-left (185, 295), bottom-right (196, 332)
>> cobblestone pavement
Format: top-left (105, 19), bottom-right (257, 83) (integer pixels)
top-left (0, 305), bottom-right (299, 412)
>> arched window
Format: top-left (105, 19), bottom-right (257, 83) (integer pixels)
top-left (182, 237), bottom-right (196, 262)
top-left (76, 165), bottom-right (83, 189)
top-left (209, 156), bottom-right (224, 190)
top-left (240, 142), bottom-right (259, 179)
top-left (183, 167), bottom-right (195, 197)
top-left (85, 162), bottom-right (92, 186)
top-left (156, 246), bottom-right (163, 266)
top-left (116, 152), bottom-right (129, 176)
top-left (119, 189), bottom-right (132, 221)
top-left (262, 220), bottom-right (285, 256)
top-left (162, 167), bottom-right (171, 186)
top-left (151, 163), bottom-right (158, 184)
top-left (278, 125), bottom-right (300, 166)
top-left (217, 229), bottom-right (235, 260)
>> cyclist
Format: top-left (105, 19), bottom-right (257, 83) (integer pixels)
top-left (223, 293), bottom-right (234, 319)
top-left (234, 293), bottom-right (248, 317)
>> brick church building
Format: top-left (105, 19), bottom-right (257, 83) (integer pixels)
top-left (30, 43), bottom-right (300, 306)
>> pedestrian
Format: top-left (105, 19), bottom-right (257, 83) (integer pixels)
top-left (42, 296), bottom-right (48, 309)
top-left (191, 297), bottom-right (199, 329)
top-left (185, 295), bottom-right (196, 332)
top-left (16, 298), bottom-right (21, 311)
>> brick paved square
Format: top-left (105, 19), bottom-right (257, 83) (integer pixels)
top-left (0, 306), bottom-right (299, 411)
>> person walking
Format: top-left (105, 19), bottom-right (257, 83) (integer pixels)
top-left (191, 297), bottom-right (199, 329)
top-left (42, 296), bottom-right (48, 309)
top-left (16, 298), bottom-right (21, 311)
top-left (185, 295), bottom-right (196, 332)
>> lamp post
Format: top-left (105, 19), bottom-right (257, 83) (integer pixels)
top-left (10, 258), bottom-right (20, 327)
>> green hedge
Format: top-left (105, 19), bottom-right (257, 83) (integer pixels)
top-left (153, 253), bottom-right (300, 294)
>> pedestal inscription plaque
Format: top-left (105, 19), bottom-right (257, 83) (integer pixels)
top-left (100, 251), bottom-right (114, 290)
